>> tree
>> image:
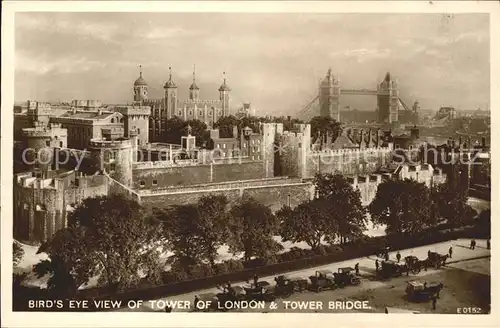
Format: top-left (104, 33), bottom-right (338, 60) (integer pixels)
top-left (34, 227), bottom-right (98, 297)
top-left (309, 116), bottom-right (342, 144)
top-left (181, 119), bottom-right (208, 147)
top-left (313, 173), bottom-right (367, 243)
top-left (227, 198), bottom-right (283, 262)
top-left (13, 241), bottom-right (25, 268)
top-left (164, 117), bottom-right (185, 143)
top-left (36, 195), bottom-right (168, 294)
top-left (277, 199), bottom-right (331, 251)
top-left (196, 195), bottom-right (230, 267)
top-left (214, 115), bottom-right (240, 138)
top-left (157, 205), bottom-right (206, 270)
top-left (159, 195), bottom-right (230, 270)
top-left (369, 179), bottom-right (436, 234)
top-left (433, 163), bottom-right (477, 229)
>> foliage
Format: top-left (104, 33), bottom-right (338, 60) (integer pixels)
top-left (156, 205), bottom-right (206, 269)
top-left (158, 195), bottom-right (230, 269)
top-left (13, 241), bottom-right (25, 268)
top-left (36, 195), bottom-right (168, 295)
top-left (313, 173), bottom-right (367, 243)
top-left (369, 179), bottom-right (436, 234)
top-left (309, 116), bottom-right (342, 144)
top-left (434, 164), bottom-right (477, 229)
top-left (165, 117), bottom-right (208, 146)
top-left (34, 227), bottom-right (97, 297)
top-left (227, 198), bottom-right (283, 262)
top-left (277, 200), bottom-right (330, 251)
top-left (214, 115), bottom-right (241, 138)
top-left (182, 119), bottom-right (209, 146)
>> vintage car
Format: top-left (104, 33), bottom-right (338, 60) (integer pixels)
top-left (309, 270), bottom-right (337, 292)
top-left (405, 280), bottom-right (444, 302)
top-left (404, 255), bottom-right (422, 274)
top-left (378, 260), bottom-right (406, 279)
top-left (333, 267), bottom-right (361, 287)
top-left (274, 275), bottom-right (308, 296)
top-left (244, 281), bottom-right (275, 302)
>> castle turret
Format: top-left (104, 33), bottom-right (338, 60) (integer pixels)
top-left (189, 64), bottom-right (200, 101)
top-left (116, 105), bottom-right (151, 146)
top-left (164, 66), bottom-right (178, 118)
top-left (133, 65), bottom-right (148, 104)
top-left (218, 72), bottom-right (231, 116)
top-left (21, 122), bottom-right (67, 174)
top-left (89, 132), bottom-right (134, 187)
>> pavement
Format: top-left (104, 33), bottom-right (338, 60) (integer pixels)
top-left (115, 238), bottom-right (490, 312)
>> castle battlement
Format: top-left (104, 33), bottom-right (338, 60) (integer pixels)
top-left (116, 106), bottom-right (151, 116)
top-left (143, 99), bottom-right (164, 105)
top-left (89, 137), bottom-right (132, 149)
top-left (179, 99), bottom-right (221, 105)
top-left (22, 124), bottom-right (67, 138)
top-left (309, 146), bottom-right (393, 156)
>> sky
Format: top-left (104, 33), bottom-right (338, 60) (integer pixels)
top-left (15, 12), bottom-right (490, 116)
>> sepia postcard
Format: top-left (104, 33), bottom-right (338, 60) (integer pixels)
top-left (1, 1), bottom-right (499, 327)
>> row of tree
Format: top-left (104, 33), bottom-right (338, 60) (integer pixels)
top-left (17, 165), bottom-right (478, 296)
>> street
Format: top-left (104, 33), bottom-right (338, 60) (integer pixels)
top-left (115, 238), bottom-right (490, 313)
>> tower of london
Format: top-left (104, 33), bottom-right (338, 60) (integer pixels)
top-left (133, 65), bottom-right (231, 142)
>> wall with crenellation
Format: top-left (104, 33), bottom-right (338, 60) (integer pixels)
top-left (13, 171), bottom-right (109, 244)
top-left (132, 160), bottom-right (266, 190)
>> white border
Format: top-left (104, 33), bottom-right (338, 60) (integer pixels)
top-left (2, 1), bottom-right (499, 327)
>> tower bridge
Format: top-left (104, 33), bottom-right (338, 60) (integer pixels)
top-left (297, 69), bottom-right (417, 125)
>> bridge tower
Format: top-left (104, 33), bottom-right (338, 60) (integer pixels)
top-left (319, 68), bottom-right (340, 121)
top-left (377, 72), bottom-right (399, 124)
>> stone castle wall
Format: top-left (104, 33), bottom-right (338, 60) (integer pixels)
top-left (305, 147), bottom-right (393, 178)
top-left (132, 160), bottom-right (266, 189)
top-left (14, 171), bottom-right (109, 244)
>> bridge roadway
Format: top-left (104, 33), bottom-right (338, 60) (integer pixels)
top-left (115, 238), bottom-right (491, 313)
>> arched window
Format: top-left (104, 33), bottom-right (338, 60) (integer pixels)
top-left (111, 118), bottom-right (115, 123)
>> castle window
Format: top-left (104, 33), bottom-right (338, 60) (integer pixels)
top-left (199, 110), bottom-right (203, 116)
top-left (109, 152), bottom-right (115, 160)
top-left (110, 163), bottom-right (116, 171)
top-left (46, 140), bottom-right (50, 146)
top-left (152, 179), bottom-right (158, 186)
top-left (178, 110), bottom-right (182, 116)
top-left (223, 144), bottom-right (226, 149)
top-left (35, 204), bottom-right (46, 211)
top-left (189, 110), bottom-right (193, 116)
top-left (137, 129), bottom-right (140, 134)
top-left (208, 111), bottom-right (212, 116)
top-left (217, 144), bottom-right (220, 148)
top-left (251, 140), bottom-right (254, 145)
top-left (257, 155), bottom-right (261, 160)
top-left (23, 203), bottom-right (29, 210)
top-left (252, 156), bottom-right (255, 160)
top-left (140, 181), bottom-right (145, 188)
top-left (60, 141), bottom-right (63, 147)
top-left (111, 118), bottom-right (115, 123)
top-left (258, 140), bottom-right (261, 144)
